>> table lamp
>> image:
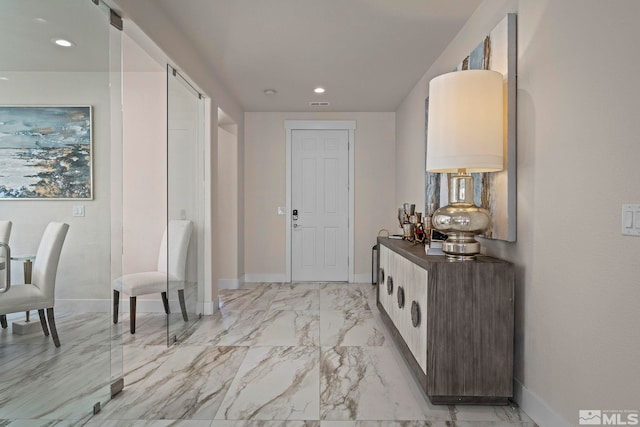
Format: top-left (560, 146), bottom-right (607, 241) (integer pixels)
top-left (426, 69), bottom-right (504, 260)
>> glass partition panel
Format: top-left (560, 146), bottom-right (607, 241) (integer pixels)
top-left (0, 0), bottom-right (122, 423)
top-left (166, 66), bottom-right (203, 344)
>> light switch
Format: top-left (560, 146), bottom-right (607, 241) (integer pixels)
top-left (277, 206), bottom-right (285, 215)
top-left (623, 211), bottom-right (633, 228)
top-left (72, 205), bottom-right (85, 217)
top-left (622, 204), bottom-right (640, 236)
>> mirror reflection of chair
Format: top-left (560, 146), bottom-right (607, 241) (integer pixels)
top-left (0, 220), bottom-right (13, 328)
top-left (113, 220), bottom-right (192, 334)
top-left (0, 222), bottom-right (69, 347)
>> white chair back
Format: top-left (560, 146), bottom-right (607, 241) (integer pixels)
top-left (156, 220), bottom-right (192, 281)
top-left (0, 221), bottom-right (10, 291)
top-left (0, 220), bottom-right (11, 244)
top-left (31, 222), bottom-right (69, 304)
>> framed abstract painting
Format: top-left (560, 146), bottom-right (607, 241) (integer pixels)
top-left (0, 105), bottom-right (93, 200)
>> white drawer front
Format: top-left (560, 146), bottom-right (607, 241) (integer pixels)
top-left (378, 246), bottom-right (395, 317)
top-left (379, 246), bottom-right (428, 374)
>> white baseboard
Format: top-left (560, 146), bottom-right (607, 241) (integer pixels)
top-left (243, 274), bottom-right (288, 283)
top-left (218, 278), bottom-right (241, 290)
top-left (202, 298), bottom-right (218, 315)
top-left (514, 378), bottom-right (568, 427)
top-left (353, 273), bottom-right (373, 284)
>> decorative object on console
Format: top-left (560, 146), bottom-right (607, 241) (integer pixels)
top-left (425, 14), bottom-right (517, 243)
top-left (426, 69), bottom-right (504, 260)
top-left (397, 203), bottom-right (427, 243)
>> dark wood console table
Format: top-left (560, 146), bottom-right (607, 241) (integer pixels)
top-left (376, 237), bottom-right (514, 405)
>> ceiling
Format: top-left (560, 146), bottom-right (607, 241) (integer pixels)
top-left (0, 0), bottom-right (483, 113)
top-left (152, 0), bottom-right (483, 112)
top-left (0, 0), bottom-right (109, 73)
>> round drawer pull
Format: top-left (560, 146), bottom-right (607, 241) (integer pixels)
top-left (379, 268), bottom-right (385, 286)
top-left (411, 301), bottom-right (421, 327)
top-left (397, 286), bottom-right (405, 308)
top-left (387, 276), bottom-right (394, 295)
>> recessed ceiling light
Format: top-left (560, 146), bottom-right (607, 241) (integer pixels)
top-left (314, 87), bottom-right (326, 94)
top-left (263, 89), bottom-right (277, 96)
top-left (52, 38), bottom-right (75, 48)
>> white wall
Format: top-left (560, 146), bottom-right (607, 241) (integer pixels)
top-left (217, 125), bottom-right (238, 284)
top-left (0, 72), bottom-right (112, 302)
top-left (122, 67), bottom-right (166, 274)
top-left (244, 112), bottom-right (396, 281)
top-left (395, 0), bottom-right (640, 424)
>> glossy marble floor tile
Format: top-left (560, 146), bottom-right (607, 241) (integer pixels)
top-left (320, 346), bottom-right (448, 421)
top-left (319, 310), bottom-right (386, 347)
top-left (97, 346), bottom-right (248, 421)
top-left (0, 312), bottom-right (113, 422)
top-left (215, 346), bottom-right (320, 421)
top-left (268, 284), bottom-right (320, 311)
top-left (319, 284), bottom-right (370, 312)
top-left (2, 282), bottom-right (537, 426)
top-left (218, 287), bottom-right (279, 312)
top-left (183, 310), bottom-right (267, 346)
top-left (449, 405), bottom-right (536, 425)
top-left (211, 422), bottom-right (319, 427)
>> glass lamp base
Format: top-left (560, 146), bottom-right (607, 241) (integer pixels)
top-left (430, 172), bottom-right (490, 260)
top-left (442, 235), bottom-right (481, 260)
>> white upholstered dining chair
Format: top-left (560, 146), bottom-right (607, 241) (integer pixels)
top-left (0, 222), bottom-right (69, 347)
top-left (0, 220), bottom-right (13, 328)
top-left (113, 219), bottom-right (192, 334)
top-left (0, 220), bottom-right (11, 245)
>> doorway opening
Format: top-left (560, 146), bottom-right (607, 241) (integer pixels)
top-left (217, 109), bottom-right (241, 290)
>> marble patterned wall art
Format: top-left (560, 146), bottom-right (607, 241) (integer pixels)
top-left (425, 13), bottom-right (517, 241)
top-left (0, 105), bottom-right (93, 199)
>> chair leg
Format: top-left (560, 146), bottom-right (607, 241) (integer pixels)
top-left (161, 291), bottom-right (170, 314)
top-left (130, 296), bottom-right (136, 334)
top-left (38, 309), bottom-right (50, 336)
top-left (113, 290), bottom-right (120, 324)
top-left (178, 289), bottom-right (188, 322)
top-left (0, 315), bottom-right (7, 329)
top-left (46, 308), bottom-right (60, 348)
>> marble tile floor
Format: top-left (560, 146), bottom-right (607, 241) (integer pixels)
top-left (0, 311), bottom-right (114, 424)
top-left (0, 308), bottom-right (199, 425)
top-left (2, 283), bottom-right (537, 426)
top-left (89, 283), bottom-right (536, 427)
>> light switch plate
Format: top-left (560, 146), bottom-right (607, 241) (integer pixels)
top-left (277, 206), bottom-right (285, 215)
top-left (622, 204), bottom-right (640, 236)
top-left (72, 205), bottom-right (85, 217)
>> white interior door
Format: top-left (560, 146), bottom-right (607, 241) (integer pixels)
top-left (291, 129), bottom-right (349, 281)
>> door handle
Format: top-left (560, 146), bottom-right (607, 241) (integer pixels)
top-left (293, 223), bottom-right (301, 229)
top-left (0, 242), bottom-right (11, 293)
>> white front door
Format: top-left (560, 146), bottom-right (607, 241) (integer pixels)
top-left (291, 129), bottom-right (349, 282)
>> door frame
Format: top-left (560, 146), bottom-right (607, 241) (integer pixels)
top-left (285, 120), bottom-right (356, 283)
